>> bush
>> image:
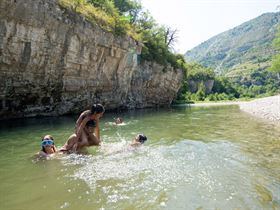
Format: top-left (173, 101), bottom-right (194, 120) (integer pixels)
top-left (206, 94), bottom-right (217, 101)
top-left (196, 83), bottom-right (206, 101)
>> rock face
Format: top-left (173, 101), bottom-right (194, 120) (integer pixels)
top-left (128, 62), bottom-right (183, 108)
top-left (0, 0), bottom-right (183, 119)
top-left (188, 80), bottom-right (214, 94)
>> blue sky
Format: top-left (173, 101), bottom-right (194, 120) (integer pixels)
top-left (141, 0), bottom-right (280, 53)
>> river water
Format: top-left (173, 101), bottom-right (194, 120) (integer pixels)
top-left (0, 105), bottom-right (279, 210)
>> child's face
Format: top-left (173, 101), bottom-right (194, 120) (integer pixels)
top-left (93, 112), bottom-right (104, 120)
top-left (42, 136), bottom-right (55, 154)
top-left (85, 126), bottom-right (94, 134)
top-left (44, 145), bottom-right (55, 154)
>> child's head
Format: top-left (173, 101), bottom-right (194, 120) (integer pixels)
top-left (91, 104), bottom-right (105, 118)
top-left (135, 134), bottom-right (147, 144)
top-left (115, 117), bottom-right (123, 124)
top-left (41, 135), bottom-right (56, 154)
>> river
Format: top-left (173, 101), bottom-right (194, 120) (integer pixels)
top-left (0, 105), bottom-right (279, 210)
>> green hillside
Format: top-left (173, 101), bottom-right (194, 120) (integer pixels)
top-left (184, 12), bottom-right (280, 76)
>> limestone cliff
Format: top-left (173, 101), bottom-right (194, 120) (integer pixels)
top-left (0, 0), bottom-right (183, 119)
top-left (188, 80), bottom-right (214, 94)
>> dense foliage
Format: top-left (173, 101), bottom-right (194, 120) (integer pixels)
top-left (59, 0), bottom-right (186, 71)
top-left (269, 26), bottom-right (280, 78)
top-left (186, 63), bottom-right (215, 80)
top-left (175, 62), bottom-right (280, 103)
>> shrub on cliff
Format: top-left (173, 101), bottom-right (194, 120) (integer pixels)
top-left (187, 64), bottom-right (215, 81)
top-left (59, 0), bottom-right (136, 37)
top-left (58, 0), bottom-right (185, 71)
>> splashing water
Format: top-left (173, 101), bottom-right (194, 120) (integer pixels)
top-left (59, 139), bottom-right (277, 209)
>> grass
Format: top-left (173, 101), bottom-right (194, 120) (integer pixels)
top-left (58, 0), bottom-right (140, 40)
top-left (225, 60), bottom-right (271, 78)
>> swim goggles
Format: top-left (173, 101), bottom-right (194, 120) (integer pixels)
top-left (41, 139), bottom-right (54, 146)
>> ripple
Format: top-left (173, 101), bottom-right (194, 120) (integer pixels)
top-left (58, 140), bottom-right (280, 209)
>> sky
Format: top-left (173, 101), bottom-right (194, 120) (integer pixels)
top-left (140, 0), bottom-right (280, 53)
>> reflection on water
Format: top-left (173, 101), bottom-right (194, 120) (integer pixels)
top-left (0, 105), bottom-right (279, 210)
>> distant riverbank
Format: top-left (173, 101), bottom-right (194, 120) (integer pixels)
top-left (189, 101), bottom-right (245, 107)
top-left (239, 95), bottom-right (280, 123)
top-left (187, 95), bottom-right (280, 123)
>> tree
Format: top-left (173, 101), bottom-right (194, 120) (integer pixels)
top-left (196, 83), bottom-right (206, 101)
top-left (164, 27), bottom-right (178, 50)
top-left (269, 55), bottom-right (280, 79)
top-left (86, 0), bottom-right (120, 17)
top-left (269, 26), bottom-right (280, 79)
top-left (113, 0), bottom-right (142, 23)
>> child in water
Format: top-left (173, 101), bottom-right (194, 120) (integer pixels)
top-left (100, 134), bottom-right (148, 155)
top-left (60, 117), bottom-right (99, 153)
top-left (75, 104), bottom-right (105, 147)
top-left (115, 117), bottom-right (123, 125)
top-left (130, 134), bottom-right (148, 146)
top-left (37, 135), bottom-right (57, 158)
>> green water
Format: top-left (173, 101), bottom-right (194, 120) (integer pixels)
top-left (0, 105), bottom-right (280, 210)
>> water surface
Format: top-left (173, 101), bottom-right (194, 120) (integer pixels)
top-left (0, 105), bottom-right (279, 210)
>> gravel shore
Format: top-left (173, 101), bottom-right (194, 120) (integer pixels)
top-left (189, 95), bottom-right (280, 123)
top-left (190, 101), bottom-right (244, 107)
top-left (239, 95), bottom-right (280, 123)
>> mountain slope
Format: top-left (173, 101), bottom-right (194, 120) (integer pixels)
top-left (184, 12), bottom-right (280, 76)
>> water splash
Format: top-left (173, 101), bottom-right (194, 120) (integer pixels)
top-left (58, 139), bottom-right (277, 209)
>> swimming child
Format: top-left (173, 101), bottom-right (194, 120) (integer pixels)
top-left (115, 117), bottom-right (123, 125)
top-left (75, 104), bottom-right (105, 147)
top-left (37, 135), bottom-right (57, 158)
top-left (100, 134), bottom-right (148, 155)
top-left (130, 134), bottom-right (148, 146)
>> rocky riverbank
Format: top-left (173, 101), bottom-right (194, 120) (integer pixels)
top-left (189, 101), bottom-right (244, 107)
top-left (239, 95), bottom-right (280, 123)
top-left (188, 95), bottom-right (280, 123)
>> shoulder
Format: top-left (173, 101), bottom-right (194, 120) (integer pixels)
top-left (33, 151), bottom-right (57, 161)
top-left (130, 142), bottom-right (141, 147)
top-left (37, 151), bottom-right (48, 157)
top-left (84, 110), bottom-right (91, 115)
top-left (80, 110), bottom-right (91, 118)
top-left (77, 110), bottom-right (91, 123)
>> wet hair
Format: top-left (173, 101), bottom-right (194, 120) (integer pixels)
top-left (91, 104), bottom-right (105, 114)
top-left (42, 135), bottom-right (54, 141)
top-left (86, 120), bottom-right (96, 127)
top-left (138, 134), bottom-right (147, 144)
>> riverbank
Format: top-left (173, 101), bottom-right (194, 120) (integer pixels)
top-left (187, 95), bottom-right (280, 123)
top-left (188, 101), bottom-right (245, 107)
top-left (239, 95), bottom-right (280, 123)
